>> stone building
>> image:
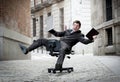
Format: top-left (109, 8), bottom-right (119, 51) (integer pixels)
top-left (31, 0), bottom-right (92, 55)
top-left (0, 0), bottom-right (31, 60)
top-left (91, 0), bottom-right (120, 55)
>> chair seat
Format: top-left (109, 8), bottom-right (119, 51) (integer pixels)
top-left (46, 39), bottom-right (74, 57)
top-left (46, 39), bottom-right (61, 52)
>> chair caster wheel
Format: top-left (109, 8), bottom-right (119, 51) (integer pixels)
top-left (67, 69), bottom-right (71, 73)
top-left (53, 70), bottom-right (56, 74)
top-left (48, 69), bottom-right (51, 73)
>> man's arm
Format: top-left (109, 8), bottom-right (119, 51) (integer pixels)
top-left (78, 34), bottom-right (93, 44)
top-left (48, 29), bottom-right (65, 37)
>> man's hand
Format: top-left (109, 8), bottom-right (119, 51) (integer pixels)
top-left (64, 25), bottom-right (67, 31)
top-left (92, 35), bottom-right (97, 40)
top-left (48, 29), bottom-right (55, 34)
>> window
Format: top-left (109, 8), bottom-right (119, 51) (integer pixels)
top-left (40, 15), bottom-right (44, 38)
top-left (31, 0), bottom-right (35, 7)
top-left (106, 0), bottom-right (112, 21)
top-left (41, 0), bottom-right (43, 3)
top-left (31, 0), bottom-right (43, 7)
top-left (106, 28), bottom-right (113, 46)
top-left (48, 12), bottom-right (51, 17)
top-left (35, 0), bottom-right (41, 5)
top-left (59, 8), bottom-right (64, 31)
top-left (47, 12), bottom-right (52, 38)
top-left (33, 18), bottom-right (36, 37)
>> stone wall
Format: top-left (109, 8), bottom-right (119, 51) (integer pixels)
top-left (0, 0), bottom-right (31, 37)
top-left (91, 0), bottom-right (120, 55)
top-left (0, 0), bottom-right (31, 60)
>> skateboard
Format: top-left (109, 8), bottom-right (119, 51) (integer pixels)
top-left (48, 67), bottom-right (74, 73)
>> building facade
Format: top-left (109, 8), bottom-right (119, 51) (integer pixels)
top-left (31, 0), bottom-right (92, 55)
top-left (0, 0), bottom-right (31, 60)
top-left (91, 0), bottom-right (120, 55)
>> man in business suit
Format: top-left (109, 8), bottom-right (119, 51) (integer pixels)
top-left (20, 20), bottom-right (95, 69)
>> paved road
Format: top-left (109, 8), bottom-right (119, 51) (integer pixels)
top-left (0, 54), bottom-right (120, 82)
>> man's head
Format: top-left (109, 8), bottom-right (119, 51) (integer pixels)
top-left (73, 20), bottom-right (81, 31)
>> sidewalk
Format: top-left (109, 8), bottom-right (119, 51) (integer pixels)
top-left (0, 54), bottom-right (120, 82)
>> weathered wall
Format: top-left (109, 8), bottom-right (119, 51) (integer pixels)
top-left (0, 0), bottom-right (31, 37)
top-left (91, 0), bottom-right (120, 55)
top-left (0, 0), bottom-right (31, 60)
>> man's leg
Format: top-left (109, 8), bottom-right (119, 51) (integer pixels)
top-left (20, 38), bottom-right (48, 54)
top-left (55, 41), bottom-right (70, 69)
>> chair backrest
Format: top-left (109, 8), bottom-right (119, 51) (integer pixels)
top-left (46, 39), bottom-right (74, 57)
top-left (46, 39), bottom-right (60, 52)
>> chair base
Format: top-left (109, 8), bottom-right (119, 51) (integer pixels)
top-left (48, 67), bottom-right (74, 73)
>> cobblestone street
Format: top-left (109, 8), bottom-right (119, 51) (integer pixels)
top-left (0, 54), bottom-right (120, 82)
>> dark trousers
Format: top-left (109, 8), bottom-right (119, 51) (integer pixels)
top-left (27, 38), bottom-right (48, 52)
top-left (56, 41), bottom-right (71, 66)
top-left (27, 38), bottom-right (71, 68)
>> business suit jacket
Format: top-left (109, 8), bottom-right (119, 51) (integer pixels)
top-left (49, 29), bottom-right (93, 47)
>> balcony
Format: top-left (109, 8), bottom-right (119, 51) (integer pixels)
top-left (31, 0), bottom-right (64, 13)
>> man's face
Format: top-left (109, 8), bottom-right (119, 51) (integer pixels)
top-left (73, 23), bottom-right (80, 31)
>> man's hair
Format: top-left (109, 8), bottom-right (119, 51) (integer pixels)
top-left (73, 20), bottom-right (81, 27)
